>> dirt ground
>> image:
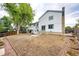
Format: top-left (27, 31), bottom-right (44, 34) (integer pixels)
top-left (1, 33), bottom-right (79, 56)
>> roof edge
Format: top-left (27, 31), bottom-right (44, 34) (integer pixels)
top-left (39, 10), bottom-right (62, 20)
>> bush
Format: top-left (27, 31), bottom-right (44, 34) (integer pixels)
top-left (0, 24), bottom-right (4, 33)
top-left (65, 26), bottom-right (74, 33)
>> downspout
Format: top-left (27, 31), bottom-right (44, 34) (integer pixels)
top-left (62, 7), bottom-right (65, 34)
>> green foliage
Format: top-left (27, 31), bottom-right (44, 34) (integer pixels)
top-left (2, 3), bottom-right (34, 34)
top-left (19, 3), bottom-right (33, 26)
top-left (2, 3), bottom-right (20, 24)
top-left (65, 26), bottom-right (72, 31)
top-left (65, 26), bottom-right (73, 33)
top-left (1, 16), bottom-right (12, 27)
top-left (0, 23), bottom-right (4, 32)
top-left (0, 16), bottom-right (12, 32)
top-left (3, 3), bottom-right (33, 26)
top-left (74, 19), bottom-right (79, 28)
top-left (74, 24), bottom-right (79, 29)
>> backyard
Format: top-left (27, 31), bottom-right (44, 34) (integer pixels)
top-left (1, 33), bottom-right (79, 56)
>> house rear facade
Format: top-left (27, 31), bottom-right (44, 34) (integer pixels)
top-left (28, 7), bottom-right (65, 34)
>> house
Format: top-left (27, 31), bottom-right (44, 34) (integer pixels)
top-left (28, 22), bottom-right (38, 34)
top-left (28, 7), bottom-right (65, 34)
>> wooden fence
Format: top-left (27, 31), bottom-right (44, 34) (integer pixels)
top-left (5, 31), bottom-right (17, 36)
top-left (0, 31), bottom-right (17, 37)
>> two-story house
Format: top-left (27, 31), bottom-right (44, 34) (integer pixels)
top-left (28, 7), bottom-right (65, 34)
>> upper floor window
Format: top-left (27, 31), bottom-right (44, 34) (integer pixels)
top-left (49, 16), bottom-right (53, 20)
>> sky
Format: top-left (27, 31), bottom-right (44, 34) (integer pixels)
top-left (30, 3), bottom-right (79, 27)
top-left (0, 3), bottom-right (79, 27)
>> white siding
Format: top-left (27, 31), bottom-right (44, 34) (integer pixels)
top-left (28, 24), bottom-right (38, 34)
top-left (28, 25), bottom-right (36, 30)
top-left (38, 12), bottom-right (62, 32)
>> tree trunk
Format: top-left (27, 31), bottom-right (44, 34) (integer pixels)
top-left (17, 24), bottom-right (20, 35)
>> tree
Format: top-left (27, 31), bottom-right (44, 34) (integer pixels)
top-left (65, 26), bottom-right (73, 33)
top-left (74, 24), bottom-right (79, 29)
top-left (73, 19), bottom-right (79, 29)
top-left (2, 3), bottom-right (33, 34)
top-left (0, 16), bottom-right (12, 32)
top-left (0, 23), bottom-right (4, 33)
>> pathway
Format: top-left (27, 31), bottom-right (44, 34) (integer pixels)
top-left (3, 37), bottom-right (17, 56)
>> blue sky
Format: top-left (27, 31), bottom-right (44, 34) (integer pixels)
top-left (0, 3), bottom-right (79, 27)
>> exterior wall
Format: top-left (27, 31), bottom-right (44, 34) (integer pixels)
top-left (28, 23), bottom-right (38, 34)
top-left (28, 25), bottom-right (36, 31)
top-left (38, 12), bottom-right (62, 33)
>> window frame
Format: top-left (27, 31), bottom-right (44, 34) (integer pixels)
top-left (41, 25), bottom-right (45, 31)
top-left (49, 16), bottom-right (53, 20)
top-left (48, 24), bottom-right (54, 29)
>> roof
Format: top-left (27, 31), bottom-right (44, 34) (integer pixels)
top-left (30, 22), bottom-right (38, 25)
top-left (39, 10), bottom-right (62, 20)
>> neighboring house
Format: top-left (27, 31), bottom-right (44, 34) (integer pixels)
top-left (28, 22), bottom-right (38, 34)
top-left (28, 7), bottom-right (65, 34)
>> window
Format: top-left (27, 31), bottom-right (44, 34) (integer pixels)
top-left (48, 24), bottom-right (54, 29)
top-left (41, 25), bottom-right (45, 31)
top-left (49, 16), bottom-right (53, 20)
